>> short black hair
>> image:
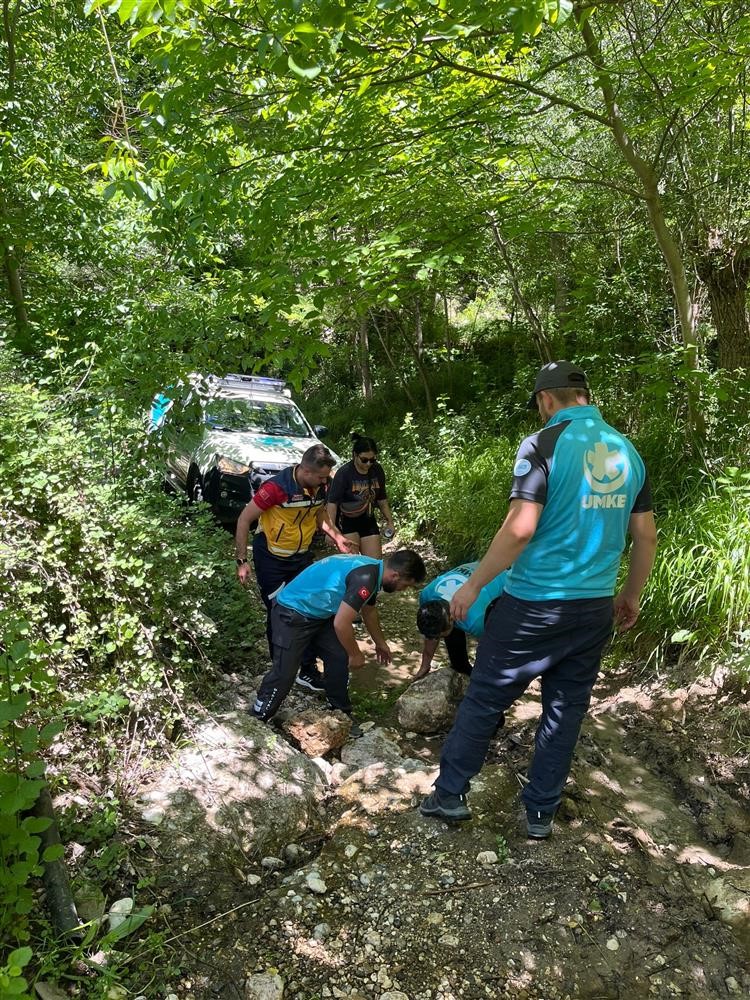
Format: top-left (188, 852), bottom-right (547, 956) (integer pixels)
top-left (300, 444), bottom-right (335, 470)
top-left (351, 434), bottom-right (379, 456)
top-left (417, 599), bottom-right (451, 639)
top-left (385, 549), bottom-right (426, 584)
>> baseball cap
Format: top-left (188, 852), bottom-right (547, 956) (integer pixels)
top-left (526, 360), bottom-right (589, 409)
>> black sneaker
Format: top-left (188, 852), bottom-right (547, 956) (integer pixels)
top-left (419, 789), bottom-right (472, 822)
top-left (295, 672), bottom-right (326, 693)
top-left (526, 808), bottom-right (556, 839)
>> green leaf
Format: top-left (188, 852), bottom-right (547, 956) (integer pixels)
top-left (671, 629), bottom-right (695, 644)
top-left (40, 720), bottom-right (65, 744)
top-left (102, 905), bottom-right (155, 944)
top-left (6, 948), bottom-right (32, 971)
top-left (0, 696), bottom-right (30, 723)
top-left (4, 977), bottom-right (29, 995)
top-left (556, 0), bottom-right (574, 24)
top-left (130, 23), bottom-right (161, 45)
top-left (288, 53), bottom-right (322, 79)
top-left (357, 75), bottom-right (373, 96)
top-left (22, 815), bottom-right (52, 834)
top-left (341, 34), bottom-right (370, 59)
top-left (42, 844), bottom-right (65, 863)
top-left (319, 1), bottom-right (346, 29)
top-left (118, 0), bottom-right (138, 23)
top-left (19, 726), bottom-right (38, 753)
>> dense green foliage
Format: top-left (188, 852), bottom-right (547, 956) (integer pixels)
top-left (0, 356), bottom-right (262, 990)
top-left (1, 0), bottom-right (750, 995)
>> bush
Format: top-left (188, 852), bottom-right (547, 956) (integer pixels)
top-left (639, 470), bottom-right (750, 654)
top-left (0, 360), bottom-right (263, 963)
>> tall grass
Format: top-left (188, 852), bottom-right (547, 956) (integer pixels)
top-left (640, 477), bottom-right (750, 652)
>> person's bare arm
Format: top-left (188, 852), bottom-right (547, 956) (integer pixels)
top-left (326, 501), bottom-right (339, 532)
top-left (377, 498), bottom-right (395, 534)
top-left (235, 500), bottom-right (264, 584)
top-left (361, 604), bottom-right (391, 664)
top-left (613, 511), bottom-right (657, 631)
top-left (317, 504), bottom-right (356, 552)
top-left (334, 601), bottom-right (365, 668)
top-left (415, 637), bottom-right (439, 679)
top-left (451, 500), bottom-right (543, 620)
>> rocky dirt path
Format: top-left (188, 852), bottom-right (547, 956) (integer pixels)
top-left (132, 589), bottom-right (750, 1000)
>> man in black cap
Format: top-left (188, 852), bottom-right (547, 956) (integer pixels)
top-left (420, 361), bottom-right (657, 838)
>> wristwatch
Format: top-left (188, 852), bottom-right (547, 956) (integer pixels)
top-left (236, 558), bottom-right (248, 566)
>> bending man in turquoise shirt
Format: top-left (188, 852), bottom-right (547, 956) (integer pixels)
top-left (415, 562), bottom-right (508, 680)
top-left (252, 550), bottom-right (426, 724)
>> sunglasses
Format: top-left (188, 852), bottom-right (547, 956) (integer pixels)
top-left (358, 456), bottom-right (377, 464)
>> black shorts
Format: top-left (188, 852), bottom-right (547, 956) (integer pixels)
top-left (337, 512), bottom-right (379, 538)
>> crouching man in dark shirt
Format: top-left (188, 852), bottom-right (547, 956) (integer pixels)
top-left (252, 549), bottom-right (426, 725)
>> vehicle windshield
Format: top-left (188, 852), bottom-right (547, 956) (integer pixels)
top-left (204, 397), bottom-right (312, 437)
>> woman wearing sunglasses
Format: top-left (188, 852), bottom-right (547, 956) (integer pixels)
top-left (326, 434), bottom-right (395, 558)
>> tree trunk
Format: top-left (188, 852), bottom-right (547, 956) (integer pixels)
top-left (488, 215), bottom-right (553, 363)
top-left (0, 229), bottom-right (33, 355)
top-left (414, 297), bottom-right (423, 359)
top-left (1, 5), bottom-right (34, 355)
top-left (441, 292), bottom-right (452, 354)
top-left (368, 309), bottom-right (419, 409)
top-left (357, 313), bottom-right (373, 399)
top-left (393, 310), bottom-right (434, 420)
top-left (551, 233), bottom-right (570, 329)
top-left (577, 13), bottom-right (705, 439)
top-left (698, 240), bottom-right (750, 370)
top-left (31, 784), bottom-right (82, 938)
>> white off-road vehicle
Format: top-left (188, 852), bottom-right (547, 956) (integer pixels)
top-left (150, 374), bottom-right (339, 524)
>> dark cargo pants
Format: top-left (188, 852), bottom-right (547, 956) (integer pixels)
top-left (436, 592), bottom-right (613, 814)
top-left (252, 602), bottom-right (352, 721)
top-left (251, 534), bottom-right (317, 675)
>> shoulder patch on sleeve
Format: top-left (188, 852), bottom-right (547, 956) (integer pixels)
top-left (358, 586), bottom-right (371, 600)
top-left (513, 458), bottom-right (532, 477)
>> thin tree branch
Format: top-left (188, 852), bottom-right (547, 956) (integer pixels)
top-left (431, 50), bottom-right (611, 127)
top-left (97, 9), bottom-right (132, 148)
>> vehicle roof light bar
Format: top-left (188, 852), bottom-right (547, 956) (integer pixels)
top-left (221, 374), bottom-right (291, 397)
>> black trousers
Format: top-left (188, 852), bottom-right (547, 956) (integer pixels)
top-left (443, 598), bottom-right (501, 675)
top-left (251, 534), bottom-right (316, 673)
top-left (252, 603), bottom-right (352, 720)
top-left (444, 628), bottom-right (472, 675)
top-left (438, 593), bottom-right (613, 812)
top-left (444, 605), bottom-right (505, 735)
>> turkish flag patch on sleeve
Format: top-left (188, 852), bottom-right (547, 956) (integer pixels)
top-left (358, 587), bottom-right (370, 600)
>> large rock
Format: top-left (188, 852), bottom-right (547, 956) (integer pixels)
top-left (136, 713), bottom-right (325, 896)
top-left (336, 726), bottom-right (435, 814)
top-left (396, 668), bottom-right (469, 733)
top-left (705, 869), bottom-right (750, 946)
top-left (282, 707), bottom-right (351, 756)
top-left (336, 761), bottom-right (436, 814)
top-left (340, 727), bottom-right (409, 773)
top-left (245, 973), bottom-right (284, 1000)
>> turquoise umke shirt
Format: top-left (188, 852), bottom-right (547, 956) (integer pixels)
top-left (420, 562), bottom-right (508, 637)
top-left (505, 405), bottom-right (650, 601)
